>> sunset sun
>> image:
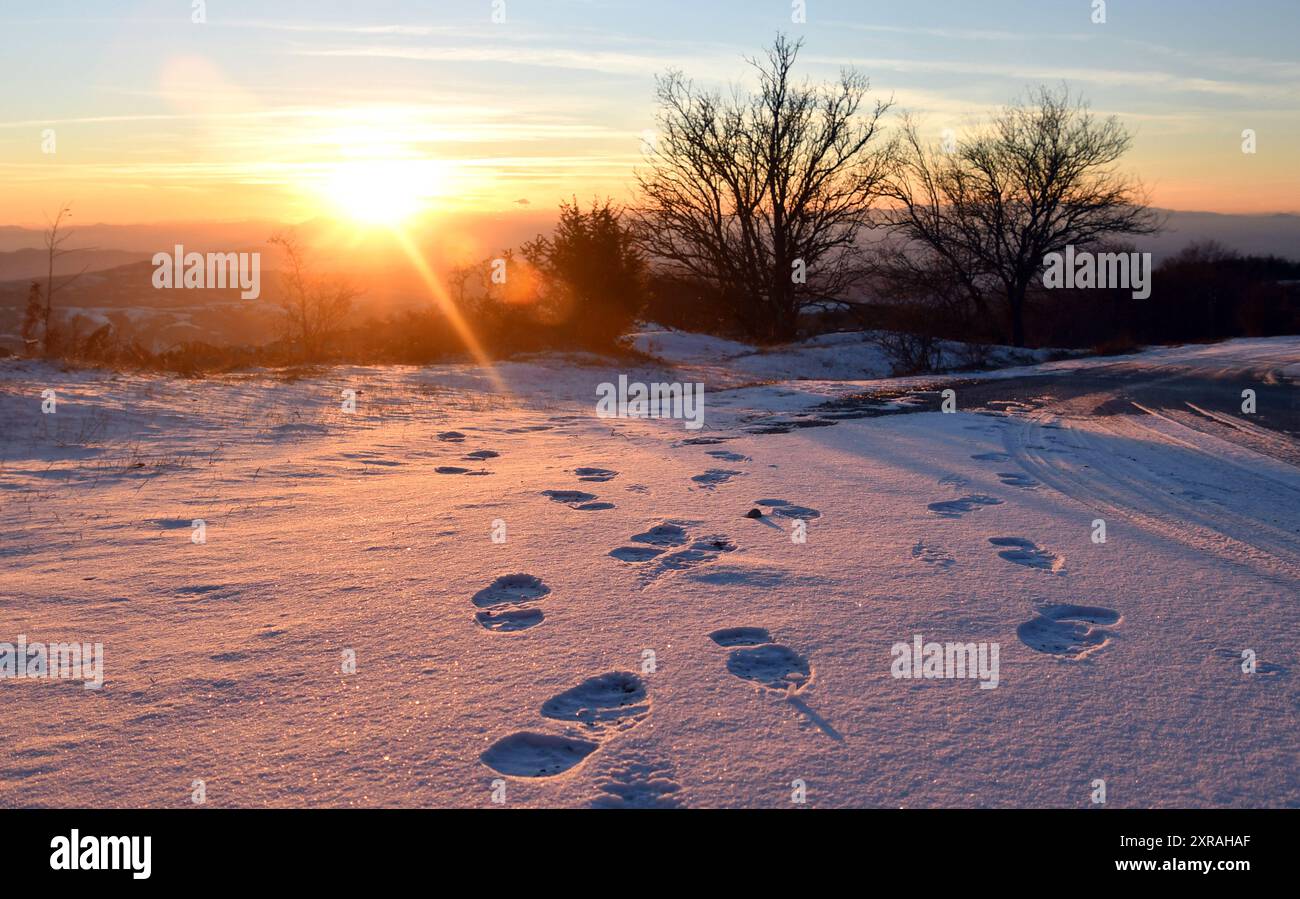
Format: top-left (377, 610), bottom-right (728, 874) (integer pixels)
top-left (318, 159), bottom-right (438, 226)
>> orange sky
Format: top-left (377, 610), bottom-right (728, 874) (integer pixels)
top-left (2, 2), bottom-right (1296, 227)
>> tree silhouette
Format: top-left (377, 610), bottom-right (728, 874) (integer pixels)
top-left (635, 36), bottom-right (892, 341)
top-left (880, 87), bottom-right (1161, 347)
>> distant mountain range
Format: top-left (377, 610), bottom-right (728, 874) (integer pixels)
top-left (0, 247), bottom-right (155, 282)
top-left (0, 210), bottom-right (557, 278)
top-left (0, 209), bottom-right (1294, 354)
top-left (0, 209), bottom-right (1294, 283)
top-left (1143, 211), bottom-right (1300, 260)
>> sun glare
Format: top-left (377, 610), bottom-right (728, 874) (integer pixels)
top-left (318, 159), bottom-right (440, 226)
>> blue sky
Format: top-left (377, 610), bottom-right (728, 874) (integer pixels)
top-left (2, 0), bottom-right (1296, 223)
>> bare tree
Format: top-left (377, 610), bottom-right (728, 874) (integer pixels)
top-left (447, 261), bottom-right (478, 310)
top-left (38, 203), bottom-right (94, 354)
top-left (448, 250), bottom-right (515, 316)
top-left (879, 86), bottom-right (1161, 347)
top-left (634, 35), bottom-right (892, 341)
top-left (269, 232), bottom-right (358, 359)
top-left (20, 282), bottom-right (44, 354)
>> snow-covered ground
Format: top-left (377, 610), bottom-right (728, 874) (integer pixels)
top-left (1, 334), bottom-right (1297, 808)
top-left (629, 324), bottom-right (1056, 383)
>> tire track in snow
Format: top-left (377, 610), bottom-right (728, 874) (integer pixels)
top-left (1001, 408), bottom-right (1300, 580)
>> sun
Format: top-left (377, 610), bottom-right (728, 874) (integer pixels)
top-left (318, 159), bottom-right (436, 226)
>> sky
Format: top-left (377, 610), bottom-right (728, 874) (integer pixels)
top-left (1, 0), bottom-right (1297, 227)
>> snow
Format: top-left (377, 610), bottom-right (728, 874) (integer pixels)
top-left (630, 324), bottom-right (1057, 383)
top-left (0, 335), bottom-right (1297, 807)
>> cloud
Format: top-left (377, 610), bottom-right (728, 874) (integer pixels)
top-left (808, 54), bottom-right (1297, 103)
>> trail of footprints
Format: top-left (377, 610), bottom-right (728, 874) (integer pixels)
top-left (480, 628), bottom-right (818, 781)
top-left (922, 451), bottom-right (1062, 575)
top-left (466, 427), bottom-right (1151, 797)
top-left (476, 455), bottom-right (828, 786)
top-left (536, 463), bottom-right (623, 510)
top-left (922, 437), bottom-right (1114, 656)
top-left (472, 423), bottom-right (1276, 793)
top-left (429, 429), bottom-right (502, 475)
top-left (474, 463), bottom-right (660, 775)
top-left (472, 465), bottom-right (628, 632)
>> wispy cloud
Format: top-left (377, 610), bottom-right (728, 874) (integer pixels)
top-left (812, 55), bottom-right (1297, 103)
top-left (291, 43), bottom-right (685, 78)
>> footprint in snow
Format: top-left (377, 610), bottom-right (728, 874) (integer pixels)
top-left (988, 537), bottom-right (1064, 574)
top-left (479, 732), bottom-right (598, 778)
top-left (753, 498), bottom-right (822, 520)
top-left (707, 628), bottom-right (838, 740)
top-left (926, 495), bottom-right (1003, 518)
top-left (995, 471), bottom-right (1039, 489)
top-left (706, 450), bottom-right (751, 462)
top-left (629, 522), bottom-right (690, 546)
top-left (607, 522), bottom-right (689, 559)
top-left (475, 608), bottom-right (544, 632)
top-left (1016, 604), bottom-right (1119, 659)
top-left (481, 672), bottom-right (651, 778)
top-left (541, 489), bottom-right (613, 511)
top-left (971, 451), bottom-right (1010, 462)
top-left (542, 489), bottom-right (594, 503)
top-left (691, 469), bottom-right (744, 489)
top-left (436, 431), bottom-right (466, 442)
top-left (472, 573), bottom-right (550, 608)
top-left (609, 521), bottom-right (736, 583)
top-left (463, 449), bottom-right (500, 460)
top-left (708, 626), bottom-right (773, 647)
top-left (472, 573), bottom-right (549, 632)
top-left (573, 467), bottom-right (618, 482)
top-left (725, 644), bottom-right (812, 692)
top-left (708, 628), bottom-right (811, 692)
top-left (609, 546), bottom-right (667, 562)
top-left (657, 535), bottom-right (736, 571)
top-left (540, 671), bottom-right (650, 735)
